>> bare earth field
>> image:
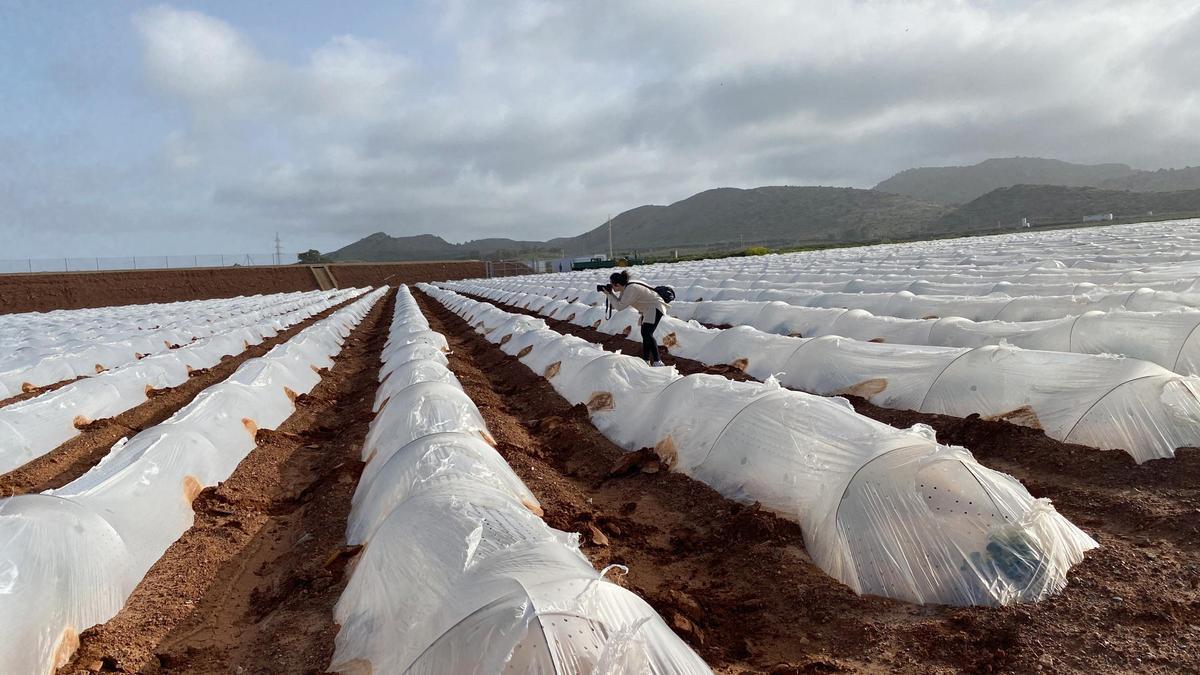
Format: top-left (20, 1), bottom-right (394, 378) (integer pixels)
top-left (459, 289), bottom-right (1200, 674)
top-left (0, 261), bottom-right (483, 313)
top-left (3, 272), bottom-right (1196, 673)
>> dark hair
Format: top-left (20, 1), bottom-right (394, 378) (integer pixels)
top-left (610, 270), bottom-right (631, 285)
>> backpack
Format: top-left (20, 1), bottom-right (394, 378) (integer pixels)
top-left (631, 281), bottom-right (675, 304)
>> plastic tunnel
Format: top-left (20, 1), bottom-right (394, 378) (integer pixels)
top-left (458, 283), bottom-right (1200, 463)
top-left (0, 289), bottom-right (350, 396)
top-left (421, 284), bottom-right (1098, 608)
top-left (332, 285), bottom-right (710, 674)
top-left (463, 272), bottom-right (1200, 376)
top-left (0, 287), bottom-right (370, 475)
top-left (0, 288), bottom-right (386, 674)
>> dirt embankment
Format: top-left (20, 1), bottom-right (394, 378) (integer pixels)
top-left (326, 261), bottom-right (485, 289)
top-left (60, 289), bottom-right (394, 674)
top-left (0, 295), bottom-right (363, 497)
top-left (0, 267), bottom-right (316, 314)
top-left (0, 261), bottom-right (483, 314)
top-left (0, 376), bottom-right (83, 409)
top-left (449, 290), bottom-right (1200, 673)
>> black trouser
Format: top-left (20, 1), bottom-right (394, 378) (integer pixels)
top-left (641, 310), bottom-right (663, 363)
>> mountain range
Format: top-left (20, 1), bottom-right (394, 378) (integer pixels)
top-left (327, 157), bottom-right (1200, 262)
top-left (873, 157), bottom-right (1132, 205)
top-left (874, 157), bottom-right (1200, 204)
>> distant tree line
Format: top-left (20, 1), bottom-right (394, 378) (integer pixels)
top-left (298, 249), bottom-right (332, 264)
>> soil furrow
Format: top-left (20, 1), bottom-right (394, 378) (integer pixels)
top-left (471, 293), bottom-right (1200, 549)
top-left (0, 296), bottom-right (363, 497)
top-left (441, 290), bottom-right (1200, 673)
top-left (0, 375), bottom-right (85, 409)
top-left (416, 290), bottom-right (891, 673)
top-left (59, 289), bottom-right (393, 675)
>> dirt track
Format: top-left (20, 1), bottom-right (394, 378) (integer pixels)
top-left (59, 290), bottom-right (392, 674)
top-left (451, 290), bottom-right (1200, 673)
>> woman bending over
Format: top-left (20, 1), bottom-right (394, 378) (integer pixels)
top-left (601, 270), bottom-right (670, 366)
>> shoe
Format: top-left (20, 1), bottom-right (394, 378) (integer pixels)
top-left (651, 360), bottom-right (665, 367)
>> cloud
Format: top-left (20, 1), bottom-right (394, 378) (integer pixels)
top-left (6, 0), bottom-right (1200, 259)
top-left (133, 6), bottom-right (267, 110)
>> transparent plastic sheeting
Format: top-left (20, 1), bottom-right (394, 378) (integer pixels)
top-left (333, 285), bottom-right (709, 674)
top-left (0, 287), bottom-right (371, 475)
top-left (668, 299), bottom-right (1200, 377)
top-left (600, 220), bottom-right (1200, 299)
top-left (625, 266), bottom-right (1200, 298)
top-left (0, 287), bottom-right (385, 675)
top-left (446, 219), bottom-right (1200, 373)
top-left (0, 289), bottom-right (354, 398)
top-left (449, 284), bottom-right (1200, 464)
top-left (496, 218), bottom-right (1200, 304)
top-left (421, 284), bottom-right (1098, 609)
top-left (665, 283), bottom-right (1200, 323)
top-left (460, 278), bottom-right (1200, 377)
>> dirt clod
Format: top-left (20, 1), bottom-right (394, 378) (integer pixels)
top-left (587, 523), bottom-right (611, 547)
top-left (667, 589), bottom-right (705, 623)
top-left (607, 448), bottom-right (663, 477)
top-left (672, 613), bottom-right (706, 645)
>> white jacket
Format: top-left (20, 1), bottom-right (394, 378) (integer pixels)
top-left (607, 282), bottom-right (669, 325)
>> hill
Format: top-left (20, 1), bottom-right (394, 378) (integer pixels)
top-left (327, 179), bottom-right (1200, 264)
top-left (1099, 166), bottom-right (1200, 192)
top-left (875, 157), bottom-right (1137, 205)
top-left (327, 186), bottom-right (954, 261)
top-left (546, 186), bottom-right (951, 254)
top-left (327, 232), bottom-right (551, 262)
top-left (934, 184), bottom-right (1200, 231)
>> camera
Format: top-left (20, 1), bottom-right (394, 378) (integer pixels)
top-left (597, 283), bottom-right (612, 293)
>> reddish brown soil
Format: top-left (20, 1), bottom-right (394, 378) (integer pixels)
top-left (0, 262), bottom-right (482, 313)
top-left (0, 267), bottom-right (316, 314)
top-left (0, 296), bottom-right (361, 497)
top-left (324, 261), bottom-right (486, 290)
top-left (449, 290), bottom-right (1200, 673)
top-left (59, 290), bottom-right (393, 674)
top-left (535, 303), bottom-right (1200, 549)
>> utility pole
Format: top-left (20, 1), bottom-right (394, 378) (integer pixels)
top-left (607, 215), bottom-right (613, 260)
top-left (274, 232), bottom-right (283, 266)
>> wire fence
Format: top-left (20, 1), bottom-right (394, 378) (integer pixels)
top-left (1, 254), bottom-right (561, 276)
top-left (0, 253), bottom-right (288, 275)
top-left (484, 260), bottom-right (553, 277)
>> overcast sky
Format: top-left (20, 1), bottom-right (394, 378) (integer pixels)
top-left (2, 0), bottom-right (1199, 259)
